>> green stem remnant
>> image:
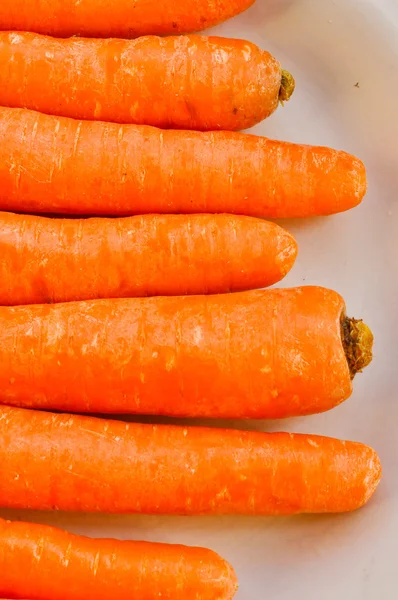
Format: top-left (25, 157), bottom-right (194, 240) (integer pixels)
top-left (342, 317), bottom-right (374, 379)
top-left (279, 70), bottom-right (296, 105)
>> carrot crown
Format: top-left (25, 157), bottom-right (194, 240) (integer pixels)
top-left (342, 317), bottom-right (374, 378)
top-left (279, 70), bottom-right (296, 104)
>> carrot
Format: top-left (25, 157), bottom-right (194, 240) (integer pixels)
top-left (0, 107), bottom-right (366, 218)
top-left (0, 32), bottom-right (294, 131)
top-left (0, 406), bottom-right (381, 514)
top-left (0, 516), bottom-right (238, 599)
top-left (0, 0), bottom-right (255, 38)
top-left (0, 287), bottom-right (373, 419)
top-left (0, 211), bottom-right (297, 305)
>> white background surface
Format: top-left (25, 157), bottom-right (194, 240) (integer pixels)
top-left (1, 1), bottom-right (397, 598)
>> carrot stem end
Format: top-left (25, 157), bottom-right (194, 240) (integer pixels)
top-left (279, 70), bottom-right (296, 105)
top-left (342, 317), bottom-right (374, 378)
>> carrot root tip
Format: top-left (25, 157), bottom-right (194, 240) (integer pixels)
top-left (279, 70), bottom-right (296, 105)
top-left (342, 317), bottom-right (374, 378)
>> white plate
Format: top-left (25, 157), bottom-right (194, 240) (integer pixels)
top-left (1, 1), bottom-right (397, 598)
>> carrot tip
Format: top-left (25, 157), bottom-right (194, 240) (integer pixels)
top-left (362, 449), bottom-right (382, 507)
top-left (342, 317), bottom-right (374, 378)
top-left (279, 70), bottom-right (296, 105)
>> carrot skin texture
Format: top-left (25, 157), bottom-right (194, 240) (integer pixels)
top-left (0, 108), bottom-right (366, 217)
top-left (0, 212), bottom-right (297, 305)
top-left (0, 0), bottom-right (255, 37)
top-left (0, 407), bottom-right (382, 514)
top-left (0, 32), bottom-right (283, 131)
top-left (0, 517), bottom-right (237, 600)
top-left (0, 287), bottom-right (356, 419)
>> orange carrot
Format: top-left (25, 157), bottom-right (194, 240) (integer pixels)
top-left (0, 32), bottom-right (294, 131)
top-left (0, 406), bottom-right (381, 514)
top-left (0, 516), bottom-right (237, 599)
top-left (0, 287), bottom-right (373, 419)
top-left (0, 211), bottom-right (297, 305)
top-left (0, 0), bottom-right (255, 38)
top-left (0, 107), bottom-right (366, 217)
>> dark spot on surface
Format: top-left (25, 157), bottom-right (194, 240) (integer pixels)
top-left (233, 107), bottom-right (238, 115)
top-left (354, 82), bottom-right (360, 88)
top-left (200, 16), bottom-right (207, 24)
top-left (172, 21), bottom-right (178, 29)
top-left (184, 100), bottom-right (197, 120)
